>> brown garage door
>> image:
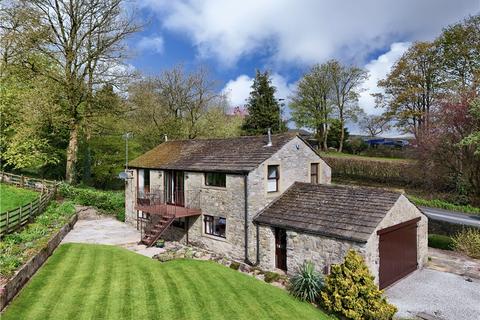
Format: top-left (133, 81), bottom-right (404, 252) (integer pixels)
top-left (378, 217), bottom-right (420, 289)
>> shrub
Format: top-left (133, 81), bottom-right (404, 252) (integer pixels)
top-left (320, 250), bottom-right (397, 320)
top-left (289, 261), bottom-right (324, 303)
top-left (452, 228), bottom-right (480, 259)
top-left (428, 234), bottom-right (454, 250)
top-left (264, 271), bottom-right (281, 283)
top-left (59, 183), bottom-right (125, 221)
top-left (229, 261), bottom-right (240, 270)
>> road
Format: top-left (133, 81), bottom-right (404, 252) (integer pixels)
top-left (420, 206), bottom-right (480, 227)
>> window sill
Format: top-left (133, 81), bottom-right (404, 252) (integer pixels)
top-left (202, 185), bottom-right (227, 191)
top-left (202, 233), bottom-right (228, 242)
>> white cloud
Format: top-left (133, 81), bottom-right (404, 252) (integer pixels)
top-left (222, 73), bottom-right (295, 108)
top-left (137, 35), bottom-right (164, 54)
top-left (142, 0), bottom-right (477, 66)
top-left (359, 42), bottom-right (410, 115)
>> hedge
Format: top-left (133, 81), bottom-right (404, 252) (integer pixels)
top-left (58, 184), bottom-right (125, 221)
top-left (323, 156), bottom-right (419, 185)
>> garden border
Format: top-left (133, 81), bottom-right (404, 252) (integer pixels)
top-left (0, 213), bottom-right (78, 311)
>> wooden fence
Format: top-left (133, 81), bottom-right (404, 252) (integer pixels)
top-left (0, 172), bottom-right (59, 238)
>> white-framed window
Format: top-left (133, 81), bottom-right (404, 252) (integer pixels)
top-left (204, 215), bottom-right (226, 238)
top-left (267, 165), bottom-right (279, 192)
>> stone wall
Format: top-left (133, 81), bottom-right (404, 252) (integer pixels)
top-left (363, 194), bottom-right (428, 284)
top-left (285, 231), bottom-right (365, 275)
top-left (257, 194), bottom-right (428, 285)
top-left (247, 136), bottom-right (331, 261)
top-left (258, 225), bottom-right (276, 270)
top-left (124, 136), bottom-right (332, 263)
top-left (125, 169), bottom-right (137, 224)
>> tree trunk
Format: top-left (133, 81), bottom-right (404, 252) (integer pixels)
top-left (339, 111), bottom-right (345, 153)
top-left (66, 122), bottom-right (80, 184)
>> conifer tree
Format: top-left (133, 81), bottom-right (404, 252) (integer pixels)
top-left (321, 250), bottom-right (397, 320)
top-left (242, 70), bottom-right (286, 135)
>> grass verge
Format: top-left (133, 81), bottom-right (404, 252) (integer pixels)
top-left (2, 243), bottom-right (332, 320)
top-left (0, 183), bottom-right (38, 213)
top-left (408, 195), bottom-right (480, 216)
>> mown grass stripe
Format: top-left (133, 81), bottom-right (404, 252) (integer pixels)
top-left (189, 261), bottom-right (240, 320)
top-left (1, 245), bottom-right (73, 319)
top-left (34, 244), bottom-right (87, 320)
top-left (210, 263), bottom-right (271, 320)
top-left (2, 244), bottom-right (330, 320)
top-left (136, 259), bottom-right (162, 317)
top-left (91, 247), bottom-right (114, 319)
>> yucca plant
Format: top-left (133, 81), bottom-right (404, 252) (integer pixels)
top-left (289, 261), bottom-right (324, 303)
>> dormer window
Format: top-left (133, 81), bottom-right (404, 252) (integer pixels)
top-left (267, 165), bottom-right (279, 192)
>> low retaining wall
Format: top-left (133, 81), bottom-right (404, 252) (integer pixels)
top-left (429, 218), bottom-right (479, 236)
top-left (0, 214), bottom-right (78, 311)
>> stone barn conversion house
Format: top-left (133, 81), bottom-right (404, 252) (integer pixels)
top-left (125, 132), bottom-right (427, 289)
top-left (125, 132), bottom-right (331, 264)
top-left (254, 182), bottom-right (428, 289)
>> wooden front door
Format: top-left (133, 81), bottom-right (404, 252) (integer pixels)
top-left (165, 170), bottom-right (185, 206)
top-left (275, 228), bottom-right (287, 271)
top-left (378, 218), bottom-right (419, 289)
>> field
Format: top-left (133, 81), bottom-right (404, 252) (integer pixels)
top-left (0, 183), bottom-right (38, 213)
top-left (2, 243), bottom-right (330, 320)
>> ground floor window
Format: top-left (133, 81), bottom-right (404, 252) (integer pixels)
top-left (204, 215), bottom-right (226, 238)
top-left (172, 217), bottom-right (186, 229)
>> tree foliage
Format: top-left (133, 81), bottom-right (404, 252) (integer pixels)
top-left (242, 70), bottom-right (286, 135)
top-left (290, 63), bottom-right (333, 150)
top-left (290, 61), bottom-right (367, 151)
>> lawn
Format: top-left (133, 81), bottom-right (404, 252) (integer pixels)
top-left (0, 183), bottom-right (38, 213)
top-left (2, 243), bottom-right (331, 320)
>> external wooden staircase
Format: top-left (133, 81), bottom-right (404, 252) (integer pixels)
top-left (141, 214), bottom-right (175, 247)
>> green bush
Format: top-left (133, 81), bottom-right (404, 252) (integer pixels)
top-left (0, 201), bottom-right (76, 277)
top-left (59, 183), bottom-right (125, 221)
top-left (428, 234), bottom-right (454, 250)
top-left (320, 250), bottom-right (397, 320)
top-left (264, 271), bottom-right (281, 283)
top-left (229, 261), bottom-right (240, 270)
top-left (289, 261), bottom-right (324, 303)
top-left (452, 229), bottom-right (480, 259)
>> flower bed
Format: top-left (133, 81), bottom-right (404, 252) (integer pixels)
top-left (0, 202), bottom-right (77, 311)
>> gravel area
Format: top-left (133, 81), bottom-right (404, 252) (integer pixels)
top-left (386, 269), bottom-right (480, 320)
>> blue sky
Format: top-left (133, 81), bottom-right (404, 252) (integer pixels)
top-left (126, 0), bottom-right (479, 134)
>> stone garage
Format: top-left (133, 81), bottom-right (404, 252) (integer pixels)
top-left (253, 182), bottom-right (428, 289)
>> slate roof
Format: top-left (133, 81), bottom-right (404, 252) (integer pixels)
top-left (253, 182), bottom-right (403, 243)
top-left (129, 133), bottom-right (306, 173)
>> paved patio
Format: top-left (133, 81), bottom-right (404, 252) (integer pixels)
top-left (61, 206), bottom-right (165, 257)
top-left (386, 269), bottom-right (480, 320)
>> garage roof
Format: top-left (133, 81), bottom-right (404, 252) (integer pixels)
top-left (253, 182), bottom-right (402, 243)
top-left (129, 133), bottom-right (310, 173)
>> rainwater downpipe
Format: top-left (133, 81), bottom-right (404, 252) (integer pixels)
top-left (244, 173), bottom-right (260, 266)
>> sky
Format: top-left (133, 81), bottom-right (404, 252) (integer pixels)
top-left (126, 0), bottom-right (479, 135)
